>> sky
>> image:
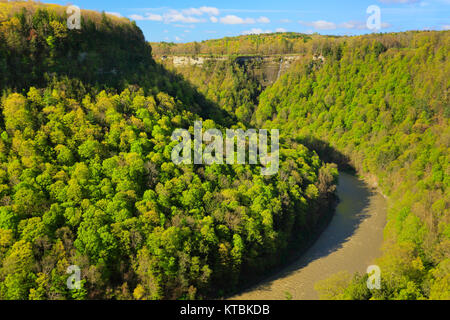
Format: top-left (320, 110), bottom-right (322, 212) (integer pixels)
top-left (44, 0), bottom-right (450, 42)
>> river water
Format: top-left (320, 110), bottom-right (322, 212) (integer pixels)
top-left (231, 172), bottom-right (387, 300)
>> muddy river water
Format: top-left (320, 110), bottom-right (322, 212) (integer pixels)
top-left (231, 172), bottom-right (387, 300)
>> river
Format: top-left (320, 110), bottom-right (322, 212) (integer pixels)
top-left (231, 172), bottom-right (387, 300)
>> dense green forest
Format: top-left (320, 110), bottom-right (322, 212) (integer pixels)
top-left (0, 1), bottom-right (153, 91)
top-left (0, 2), bottom-right (338, 299)
top-left (0, 1), bottom-right (448, 301)
top-left (151, 32), bottom-right (330, 56)
top-left (250, 31), bottom-right (449, 299)
top-left (0, 0), bottom-right (231, 123)
top-left (156, 30), bottom-right (449, 299)
top-left (159, 57), bottom-right (264, 125)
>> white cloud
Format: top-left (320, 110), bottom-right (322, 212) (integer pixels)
top-left (164, 10), bottom-right (204, 23)
top-left (341, 20), bottom-right (391, 30)
top-left (220, 15), bottom-right (255, 24)
top-left (280, 19), bottom-right (291, 23)
top-left (182, 6), bottom-right (220, 16)
top-left (243, 18), bottom-right (257, 24)
top-left (129, 14), bottom-right (144, 21)
top-left (181, 8), bottom-right (204, 16)
top-left (220, 15), bottom-right (270, 25)
top-left (210, 16), bottom-right (218, 23)
top-left (299, 20), bottom-right (391, 31)
top-left (442, 25), bottom-right (450, 30)
top-left (242, 28), bottom-right (272, 35)
top-left (147, 13), bottom-right (164, 21)
top-left (276, 27), bottom-right (287, 32)
top-left (342, 21), bottom-right (391, 30)
top-left (339, 21), bottom-right (368, 29)
top-left (200, 6), bottom-right (220, 16)
top-left (129, 13), bottom-right (163, 21)
top-left (300, 20), bottom-right (337, 30)
top-left (106, 12), bottom-right (122, 18)
top-left (130, 7), bottom-right (219, 24)
top-left (221, 9), bottom-right (316, 13)
top-left (175, 36), bottom-right (182, 41)
top-left (257, 16), bottom-right (271, 24)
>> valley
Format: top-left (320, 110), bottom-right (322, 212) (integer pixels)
top-left (232, 172), bottom-right (387, 300)
top-left (0, 1), bottom-right (447, 301)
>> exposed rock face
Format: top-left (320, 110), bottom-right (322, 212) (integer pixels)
top-left (172, 56), bottom-right (206, 67)
top-left (244, 55), bottom-right (301, 87)
top-left (159, 55), bottom-right (303, 87)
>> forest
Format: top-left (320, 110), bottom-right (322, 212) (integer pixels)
top-left (151, 32), bottom-right (329, 56)
top-left (250, 31), bottom-right (449, 299)
top-left (0, 2), bottom-right (338, 299)
top-left (154, 30), bottom-right (449, 299)
top-left (0, 1), bottom-right (448, 300)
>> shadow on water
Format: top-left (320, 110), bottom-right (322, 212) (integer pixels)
top-left (252, 172), bottom-right (372, 293)
top-left (296, 136), bottom-right (355, 172)
top-left (231, 170), bottom-right (384, 299)
top-left (145, 59), bottom-right (380, 299)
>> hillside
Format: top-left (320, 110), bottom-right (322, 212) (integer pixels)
top-left (0, 2), bottom-right (337, 300)
top-left (158, 30), bottom-right (450, 299)
top-left (0, 0), bottom-right (153, 91)
top-left (151, 32), bottom-right (334, 56)
top-left (253, 31), bottom-right (449, 299)
top-left (0, 1), bottom-right (448, 301)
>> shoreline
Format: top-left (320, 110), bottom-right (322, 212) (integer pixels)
top-left (229, 172), bottom-right (388, 300)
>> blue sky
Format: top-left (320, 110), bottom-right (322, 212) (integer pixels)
top-left (46, 0), bottom-right (450, 42)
